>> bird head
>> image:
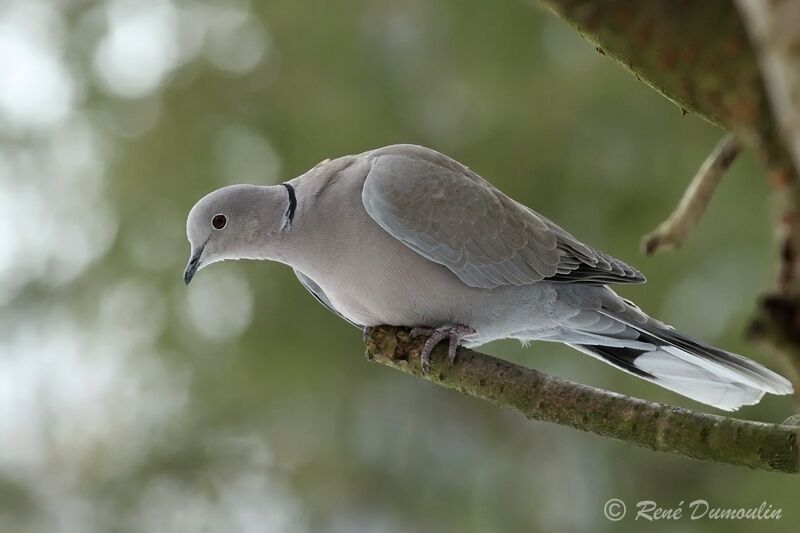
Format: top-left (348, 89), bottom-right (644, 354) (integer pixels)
top-left (183, 184), bottom-right (294, 284)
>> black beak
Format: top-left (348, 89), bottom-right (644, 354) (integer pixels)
top-left (183, 245), bottom-right (204, 285)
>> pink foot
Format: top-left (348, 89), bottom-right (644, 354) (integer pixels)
top-left (410, 324), bottom-right (475, 372)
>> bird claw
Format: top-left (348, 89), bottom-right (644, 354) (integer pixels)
top-left (362, 326), bottom-right (374, 342)
top-left (409, 326), bottom-right (434, 338)
top-left (410, 325), bottom-right (475, 372)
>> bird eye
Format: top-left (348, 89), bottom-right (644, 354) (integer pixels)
top-left (212, 214), bottom-right (227, 230)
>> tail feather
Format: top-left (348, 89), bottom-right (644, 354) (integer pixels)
top-left (635, 349), bottom-right (767, 410)
top-left (570, 344), bottom-right (768, 411)
top-left (597, 306), bottom-right (793, 397)
top-left (563, 304), bottom-right (793, 411)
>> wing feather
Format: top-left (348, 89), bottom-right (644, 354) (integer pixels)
top-left (361, 145), bottom-right (645, 289)
top-left (293, 269), bottom-right (363, 329)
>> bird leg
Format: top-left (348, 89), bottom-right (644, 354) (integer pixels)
top-left (362, 326), bottom-right (374, 342)
top-left (410, 324), bottom-right (475, 372)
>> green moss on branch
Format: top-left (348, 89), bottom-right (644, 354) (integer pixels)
top-left (536, 0), bottom-right (788, 170)
top-left (535, 0), bottom-right (800, 395)
top-left (366, 326), bottom-right (800, 474)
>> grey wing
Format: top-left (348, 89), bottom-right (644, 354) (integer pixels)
top-left (293, 269), bottom-right (363, 329)
top-left (361, 144), bottom-right (644, 289)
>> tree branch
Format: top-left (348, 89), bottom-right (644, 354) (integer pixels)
top-left (718, 2), bottom-right (800, 400)
top-left (735, 3), bottom-right (800, 386)
top-left (535, 0), bottom-right (781, 162)
top-left (642, 134), bottom-right (740, 255)
top-left (366, 326), bottom-right (800, 474)
top-left (737, 0), bottom-right (800, 175)
top-left (535, 0), bottom-right (800, 394)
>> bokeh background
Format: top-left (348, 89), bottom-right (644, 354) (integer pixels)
top-left (1, 0), bottom-right (798, 531)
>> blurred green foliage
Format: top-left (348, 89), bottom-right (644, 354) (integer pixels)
top-left (1, 0), bottom-right (797, 532)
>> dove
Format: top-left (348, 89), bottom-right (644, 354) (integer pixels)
top-left (184, 144), bottom-right (793, 411)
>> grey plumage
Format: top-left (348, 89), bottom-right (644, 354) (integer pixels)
top-left (184, 144), bottom-right (793, 411)
top-left (294, 268), bottom-right (363, 329)
top-left (362, 145), bottom-right (645, 288)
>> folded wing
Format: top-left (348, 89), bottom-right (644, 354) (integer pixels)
top-left (362, 144), bottom-right (644, 289)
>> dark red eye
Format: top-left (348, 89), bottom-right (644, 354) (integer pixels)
top-left (212, 214), bottom-right (227, 230)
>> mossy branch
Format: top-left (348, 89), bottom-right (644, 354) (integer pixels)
top-left (366, 326), bottom-right (800, 474)
top-left (535, 0), bottom-right (800, 396)
top-left (536, 0), bottom-right (782, 165)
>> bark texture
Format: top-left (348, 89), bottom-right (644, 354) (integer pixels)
top-left (537, 0), bottom-right (800, 395)
top-left (366, 327), bottom-right (800, 473)
top-left (738, 0), bottom-right (800, 173)
top-left (358, 2), bottom-right (800, 471)
top-left (737, 0), bottom-right (800, 387)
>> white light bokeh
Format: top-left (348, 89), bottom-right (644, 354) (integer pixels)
top-left (201, 3), bottom-right (270, 75)
top-left (93, 0), bottom-right (182, 98)
top-left (0, 1), bottom-right (76, 132)
top-left (135, 436), bottom-right (306, 533)
top-left (185, 268), bottom-right (254, 342)
top-left (0, 304), bottom-right (185, 517)
top-left (0, 2), bottom-right (303, 528)
top-left (0, 117), bottom-right (116, 302)
top-left (0, 296), bottom-right (305, 533)
top-left (93, 0), bottom-right (267, 100)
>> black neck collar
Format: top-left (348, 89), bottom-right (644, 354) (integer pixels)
top-left (281, 183), bottom-right (297, 230)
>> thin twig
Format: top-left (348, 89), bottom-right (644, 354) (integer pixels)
top-left (736, 0), bottom-right (800, 401)
top-left (366, 326), bottom-right (799, 474)
top-left (642, 134), bottom-right (740, 255)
